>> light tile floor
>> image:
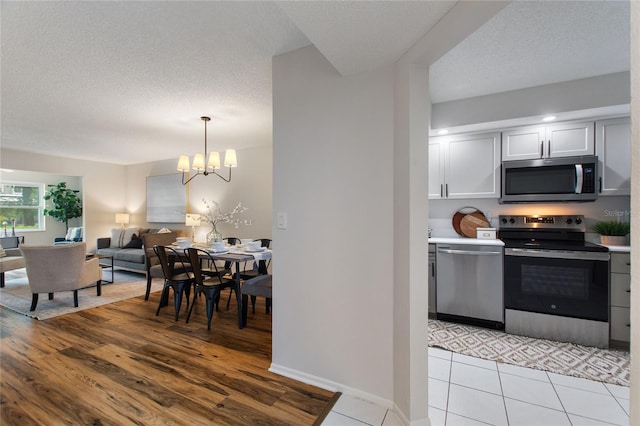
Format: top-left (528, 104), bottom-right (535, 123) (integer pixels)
top-left (321, 347), bottom-right (630, 426)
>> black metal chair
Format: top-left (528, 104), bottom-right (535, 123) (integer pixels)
top-left (185, 247), bottom-right (236, 330)
top-left (154, 245), bottom-right (194, 321)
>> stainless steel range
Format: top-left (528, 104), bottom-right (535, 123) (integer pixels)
top-left (499, 215), bottom-right (610, 348)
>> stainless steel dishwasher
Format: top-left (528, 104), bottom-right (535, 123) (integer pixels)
top-left (436, 243), bottom-right (504, 329)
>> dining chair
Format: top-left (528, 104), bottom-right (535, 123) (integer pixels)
top-left (200, 236), bottom-right (239, 281)
top-left (185, 247), bottom-right (236, 330)
top-left (239, 238), bottom-right (272, 314)
top-left (153, 245), bottom-right (194, 321)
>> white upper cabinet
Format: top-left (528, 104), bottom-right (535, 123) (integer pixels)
top-left (501, 126), bottom-right (546, 161)
top-left (429, 132), bottom-right (501, 199)
top-left (502, 121), bottom-right (595, 161)
top-left (428, 137), bottom-right (445, 199)
top-left (596, 117), bottom-right (631, 196)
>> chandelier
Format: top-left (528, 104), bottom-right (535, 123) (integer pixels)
top-left (177, 116), bottom-right (237, 185)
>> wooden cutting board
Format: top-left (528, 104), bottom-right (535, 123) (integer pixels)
top-left (459, 211), bottom-right (490, 238)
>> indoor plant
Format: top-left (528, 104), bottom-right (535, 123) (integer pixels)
top-left (592, 220), bottom-right (630, 246)
top-left (43, 182), bottom-right (82, 232)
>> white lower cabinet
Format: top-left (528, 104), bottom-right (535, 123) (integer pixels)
top-left (609, 252), bottom-right (631, 347)
top-left (428, 244), bottom-right (436, 316)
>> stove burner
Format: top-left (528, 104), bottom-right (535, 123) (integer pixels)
top-left (498, 214), bottom-right (609, 253)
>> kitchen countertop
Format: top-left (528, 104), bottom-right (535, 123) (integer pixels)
top-left (429, 237), bottom-right (504, 246)
top-left (600, 244), bottom-right (631, 253)
top-left (430, 238), bottom-right (628, 252)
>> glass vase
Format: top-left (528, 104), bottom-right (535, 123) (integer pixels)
top-left (206, 227), bottom-right (222, 245)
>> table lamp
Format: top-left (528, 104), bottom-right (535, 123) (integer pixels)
top-left (185, 214), bottom-right (201, 242)
top-left (115, 213), bottom-right (130, 229)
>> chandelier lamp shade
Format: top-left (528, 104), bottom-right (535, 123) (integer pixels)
top-left (177, 116), bottom-right (237, 185)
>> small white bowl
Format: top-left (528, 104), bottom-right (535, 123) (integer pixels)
top-left (245, 241), bottom-right (261, 251)
top-left (176, 240), bottom-right (191, 248)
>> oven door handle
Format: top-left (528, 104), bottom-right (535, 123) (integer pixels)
top-left (505, 248), bottom-right (609, 261)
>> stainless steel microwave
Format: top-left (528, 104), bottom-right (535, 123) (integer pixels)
top-left (500, 155), bottom-right (598, 203)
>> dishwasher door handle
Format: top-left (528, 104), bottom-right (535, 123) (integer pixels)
top-left (437, 248), bottom-right (502, 256)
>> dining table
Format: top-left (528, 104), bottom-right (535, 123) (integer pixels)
top-left (174, 244), bottom-right (272, 329)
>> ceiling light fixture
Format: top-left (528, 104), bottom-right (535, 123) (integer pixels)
top-left (542, 115), bottom-right (557, 122)
top-left (438, 129), bottom-right (449, 135)
top-left (177, 116), bottom-right (237, 185)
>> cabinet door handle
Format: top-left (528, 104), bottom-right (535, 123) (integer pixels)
top-left (431, 263), bottom-right (435, 276)
top-left (440, 184), bottom-right (443, 198)
top-left (540, 141), bottom-right (544, 158)
top-left (626, 289), bottom-right (631, 293)
top-left (626, 262), bottom-right (631, 266)
top-left (599, 177), bottom-right (603, 193)
top-left (626, 324), bottom-right (631, 328)
top-left (547, 140), bottom-right (551, 157)
top-left (445, 184), bottom-right (449, 197)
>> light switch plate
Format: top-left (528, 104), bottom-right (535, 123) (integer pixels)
top-left (277, 212), bottom-right (287, 230)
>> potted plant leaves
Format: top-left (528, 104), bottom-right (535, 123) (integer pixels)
top-left (592, 220), bottom-right (630, 246)
top-left (43, 182), bottom-right (82, 232)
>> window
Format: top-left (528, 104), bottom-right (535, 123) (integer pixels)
top-left (0, 182), bottom-right (45, 232)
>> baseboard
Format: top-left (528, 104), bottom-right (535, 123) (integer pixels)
top-left (269, 363), bottom-right (394, 409)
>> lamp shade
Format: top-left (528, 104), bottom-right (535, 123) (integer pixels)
top-left (192, 153), bottom-right (206, 172)
top-left (224, 149), bottom-right (238, 168)
top-left (185, 214), bottom-right (201, 227)
top-left (177, 155), bottom-right (190, 172)
top-left (208, 151), bottom-right (221, 170)
top-left (115, 213), bottom-right (130, 225)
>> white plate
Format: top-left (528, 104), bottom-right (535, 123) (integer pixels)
top-left (245, 247), bottom-right (266, 253)
top-left (209, 249), bottom-right (229, 254)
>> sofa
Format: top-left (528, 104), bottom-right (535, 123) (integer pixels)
top-left (96, 228), bottom-right (181, 272)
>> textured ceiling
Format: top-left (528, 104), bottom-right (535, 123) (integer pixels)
top-left (429, 0), bottom-right (630, 103)
top-left (0, 1), bottom-right (631, 166)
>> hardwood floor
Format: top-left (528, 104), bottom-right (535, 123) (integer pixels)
top-left (0, 286), bottom-right (338, 425)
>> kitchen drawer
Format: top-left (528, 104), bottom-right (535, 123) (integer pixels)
top-left (610, 253), bottom-right (631, 274)
top-left (610, 306), bottom-right (631, 342)
top-left (610, 273), bottom-right (631, 308)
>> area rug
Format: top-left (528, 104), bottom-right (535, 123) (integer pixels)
top-left (428, 319), bottom-right (630, 387)
top-left (0, 269), bottom-right (162, 320)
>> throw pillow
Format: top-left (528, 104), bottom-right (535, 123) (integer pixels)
top-left (110, 228), bottom-right (124, 248)
top-left (109, 227), bottom-right (140, 248)
top-left (122, 235), bottom-right (143, 249)
top-left (122, 227), bottom-right (139, 246)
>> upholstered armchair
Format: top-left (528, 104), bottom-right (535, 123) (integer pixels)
top-left (20, 242), bottom-right (102, 311)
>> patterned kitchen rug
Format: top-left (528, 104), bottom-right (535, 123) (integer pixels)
top-left (428, 319), bottom-right (630, 386)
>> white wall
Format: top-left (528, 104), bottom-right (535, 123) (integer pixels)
top-left (1, 149), bottom-right (126, 251)
top-left (429, 196), bottom-right (631, 243)
top-left (272, 45), bottom-right (395, 404)
top-left (628, 2), bottom-right (639, 423)
top-left (431, 72), bottom-right (630, 130)
top-left (0, 145), bottom-right (272, 250)
top-left (125, 145), bottom-right (272, 242)
top-left (0, 169), bottom-right (82, 245)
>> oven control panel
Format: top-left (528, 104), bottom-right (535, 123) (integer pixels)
top-left (499, 215), bottom-right (585, 230)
